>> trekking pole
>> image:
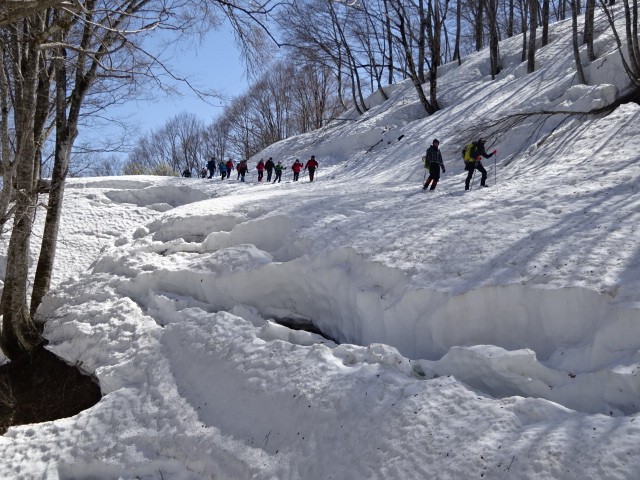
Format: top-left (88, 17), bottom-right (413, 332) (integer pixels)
top-left (470, 161), bottom-right (477, 190)
top-left (494, 153), bottom-right (497, 186)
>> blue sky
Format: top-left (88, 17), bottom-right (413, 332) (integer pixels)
top-left (79, 23), bottom-right (248, 149)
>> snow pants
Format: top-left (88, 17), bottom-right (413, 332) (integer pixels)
top-left (465, 161), bottom-right (487, 189)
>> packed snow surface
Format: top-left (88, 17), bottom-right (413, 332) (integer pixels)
top-left (2, 11), bottom-right (640, 480)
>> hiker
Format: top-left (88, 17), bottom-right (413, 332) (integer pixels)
top-left (237, 160), bottom-right (248, 182)
top-left (225, 159), bottom-right (235, 180)
top-left (218, 160), bottom-right (227, 180)
top-left (291, 159), bottom-right (303, 181)
top-left (207, 157), bottom-right (216, 178)
top-left (256, 159), bottom-right (265, 181)
top-left (273, 161), bottom-right (285, 183)
top-left (464, 138), bottom-right (496, 190)
top-left (199, 167), bottom-right (208, 179)
top-left (181, 168), bottom-right (191, 178)
top-left (423, 139), bottom-right (446, 190)
top-left (265, 157), bottom-right (275, 182)
top-left (304, 155), bottom-right (319, 182)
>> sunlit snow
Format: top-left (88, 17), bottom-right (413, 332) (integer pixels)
top-left (2, 11), bottom-right (640, 480)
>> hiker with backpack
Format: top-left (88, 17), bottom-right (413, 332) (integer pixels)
top-left (237, 160), bottom-right (249, 182)
top-left (304, 155), bottom-right (319, 182)
top-left (225, 159), bottom-right (235, 180)
top-left (265, 157), bottom-right (275, 182)
top-left (273, 161), bottom-right (285, 183)
top-left (291, 159), bottom-right (303, 181)
top-left (422, 139), bottom-right (446, 190)
top-left (207, 157), bottom-right (216, 178)
top-left (463, 138), bottom-right (496, 190)
top-left (218, 160), bottom-right (227, 180)
top-left (256, 159), bottom-right (265, 182)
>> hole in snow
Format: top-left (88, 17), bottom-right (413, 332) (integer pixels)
top-left (119, 229), bottom-right (640, 416)
top-left (271, 316), bottom-right (339, 344)
top-left (104, 185), bottom-right (209, 209)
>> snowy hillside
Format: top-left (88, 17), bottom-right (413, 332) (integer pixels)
top-left (2, 11), bottom-right (640, 480)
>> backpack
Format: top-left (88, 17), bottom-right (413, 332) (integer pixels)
top-left (462, 143), bottom-right (474, 162)
top-left (422, 154), bottom-right (429, 168)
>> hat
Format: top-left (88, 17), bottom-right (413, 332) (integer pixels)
top-left (478, 137), bottom-right (486, 144)
top-left (433, 139), bottom-right (440, 144)
top-left (311, 155), bottom-right (315, 158)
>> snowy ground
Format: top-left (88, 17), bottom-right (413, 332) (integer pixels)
top-left (2, 10), bottom-right (640, 480)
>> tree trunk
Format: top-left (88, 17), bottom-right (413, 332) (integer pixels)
top-left (418, 0), bottom-right (426, 84)
top-left (542, 0), bottom-right (550, 46)
top-left (584, 0), bottom-right (596, 60)
top-left (0, 18), bottom-right (44, 359)
top-left (384, 0), bottom-right (395, 84)
top-left (507, 0), bottom-right (515, 37)
top-left (475, 0), bottom-right (485, 51)
top-left (454, 0), bottom-right (462, 63)
top-left (488, 0), bottom-right (501, 77)
top-left (571, 0), bottom-right (587, 83)
top-left (31, 39), bottom-right (73, 314)
top-left (527, 0), bottom-right (538, 72)
top-left (428, 0), bottom-right (441, 110)
top-left (521, 0), bottom-right (528, 62)
top-left (0, 42), bottom-right (15, 230)
top-left (622, 0), bottom-right (640, 75)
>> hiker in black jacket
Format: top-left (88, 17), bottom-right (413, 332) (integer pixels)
top-left (206, 157), bottom-right (216, 178)
top-left (465, 138), bottom-right (496, 190)
top-left (423, 139), bottom-right (446, 190)
top-left (265, 157), bottom-right (275, 182)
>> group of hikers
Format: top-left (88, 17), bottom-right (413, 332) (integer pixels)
top-left (183, 155), bottom-right (320, 184)
top-left (422, 137), bottom-right (497, 191)
top-left (182, 139), bottom-right (496, 192)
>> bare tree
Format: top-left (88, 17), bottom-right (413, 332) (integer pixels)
top-left (0, 39), bottom-right (17, 231)
top-left (583, 0), bottom-right (596, 60)
top-left (387, 0), bottom-right (438, 114)
top-left (487, 0), bottom-right (502, 77)
top-left (475, 0), bottom-right (485, 51)
top-left (540, 0), bottom-right (549, 47)
top-left (453, 0), bottom-right (463, 63)
top-left (0, 0), bottom-right (77, 26)
top-left (520, 0), bottom-right (529, 62)
top-left (0, 11), bottom-right (53, 358)
top-left (1, 0), bottom-right (287, 360)
top-left (527, 0), bottom-right (538, 72)
top-left (571, 0), bottom-right (588, 83)
top-left (599, 0), bottom-right (640, 89)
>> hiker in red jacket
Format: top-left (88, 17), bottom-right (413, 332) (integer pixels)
top-left (237, 160), bottom-right (248, 182)
top-left (304, 155), bottom-right (319, 182)
top-left (225, 159), bottom-right (234, 180)
top-left (256, 159), bottom-right (265, 181)
top-left (291, 159), bottom-right (303, 181)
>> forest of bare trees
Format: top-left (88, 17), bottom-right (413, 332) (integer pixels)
top-left (123, 0), bottom-right (636, 175)
top-left (1, 0), bottom-right (639, 362)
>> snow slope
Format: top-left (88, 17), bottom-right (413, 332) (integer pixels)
top-left (2, 10), bottom-right (640, 480)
